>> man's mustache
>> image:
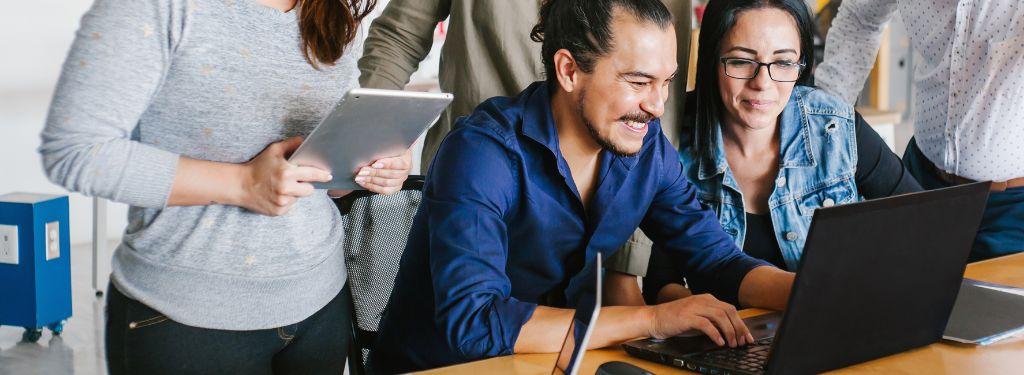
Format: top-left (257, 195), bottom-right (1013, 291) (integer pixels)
top-left (618, 112), bottom-right (654, 124)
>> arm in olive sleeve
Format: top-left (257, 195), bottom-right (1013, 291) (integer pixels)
top-left (358, 0), bottom-right (452, 90)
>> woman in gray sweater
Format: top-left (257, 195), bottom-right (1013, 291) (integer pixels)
top-left (38, 0), bottom-right (407, 373)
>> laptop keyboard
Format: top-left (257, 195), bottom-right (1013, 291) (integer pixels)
top-left (687, 337), bottom-right (774, 374)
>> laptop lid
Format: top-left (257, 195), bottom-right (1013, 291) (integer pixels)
top-left (553, 253), bottom-right (603, 375)
top-left (764, 182), bottom-right (990, 374)
top-left (943, 278), bottom-right (1024, 345)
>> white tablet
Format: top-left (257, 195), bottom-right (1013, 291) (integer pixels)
top-left (288, 88), bottom-right (453, 190)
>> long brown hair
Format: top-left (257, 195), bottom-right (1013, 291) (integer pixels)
top-left (298, 0), bottom-right (377, 68)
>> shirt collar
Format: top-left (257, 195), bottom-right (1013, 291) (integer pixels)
top-left (697, 127), bottom-right (730, 180)
top-left (520, 82), bottom-right (650, 171)
top-left (696, 88), bottom-right (816, 180)
top-left (779, 88), bottom-right (815, 168)
top-left (520, 82), bottom-right (562, 156)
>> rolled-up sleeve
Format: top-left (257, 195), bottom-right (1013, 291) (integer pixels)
top-left (424, 123), bottom-right (537, 360)
top-left (640, 138), bottom-right (770, 305)
top-left (816, 0), bottom-right (899, 105)
top-left (38, 0), bottom-right (181, 208)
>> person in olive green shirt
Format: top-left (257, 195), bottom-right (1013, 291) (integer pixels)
top-left (357, 0), bottom-right (693, 302)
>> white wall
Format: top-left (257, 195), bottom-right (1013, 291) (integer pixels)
top-left (1, 0), bottom-right (129, 245)
top-left (1, 1), bottom-right (95, 92)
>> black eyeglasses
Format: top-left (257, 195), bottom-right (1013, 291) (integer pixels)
top-left (719, 57), bottom-right (805, 82)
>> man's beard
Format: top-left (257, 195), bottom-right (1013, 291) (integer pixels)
top-left (576, 89), bottom-right (651, 158)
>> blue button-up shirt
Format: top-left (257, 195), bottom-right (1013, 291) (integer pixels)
top-left (370, 82), bottom-right (769, 373)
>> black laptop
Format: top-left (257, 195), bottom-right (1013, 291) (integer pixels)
top-left (623, 181), bottom-right (990, 374)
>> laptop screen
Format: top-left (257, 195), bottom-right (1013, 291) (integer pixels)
top-left (552, 253), bottom-right (603, 375)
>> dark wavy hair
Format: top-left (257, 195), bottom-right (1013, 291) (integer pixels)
top-left (690, 0), bottom-right (816, 160)
top-left (530, 0), bottom-right (672, 90)
top-left (298, 0), bottom-right (377, 68)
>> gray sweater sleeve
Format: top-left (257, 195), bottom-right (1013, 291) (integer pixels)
top-left (39, 0), bottom-right (184, 208)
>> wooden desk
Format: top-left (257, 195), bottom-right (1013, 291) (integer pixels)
top-left (423, 253), bottom-right (1024, 374)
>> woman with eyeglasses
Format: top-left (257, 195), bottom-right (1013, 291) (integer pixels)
top-left (605, 0), bottom-right (922, 305)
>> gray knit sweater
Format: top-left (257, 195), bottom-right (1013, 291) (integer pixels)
top-left (40, 0), bottom-right (360, 330)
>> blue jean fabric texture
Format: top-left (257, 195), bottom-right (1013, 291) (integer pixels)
top-left (105, 282), bottom-right (351, 375)
top-left (681, 86), bottom-right (863, 271)
top-left (903, 138), bottom-right (1024, 261)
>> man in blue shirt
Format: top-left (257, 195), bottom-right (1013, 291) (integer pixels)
top-left (370, 0), bottom-right (796, 372)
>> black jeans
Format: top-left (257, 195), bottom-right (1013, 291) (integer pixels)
top-left (106, 282), bottom-right (351, 375)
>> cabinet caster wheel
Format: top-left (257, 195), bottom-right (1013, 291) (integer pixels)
top-left (22, 328), bottom-right (43, 343)
top-left (48, 321), bottom-right (66, 335)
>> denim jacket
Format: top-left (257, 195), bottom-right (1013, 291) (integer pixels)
top-left (680, 86), bottom-right (862, 271)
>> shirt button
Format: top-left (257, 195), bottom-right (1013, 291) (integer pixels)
top-left (822, 198), bottom-right (835, 207)
top-left (776, 176), bottom-right (787, 187)
top-left (785, 232), bottom-right (798, 241)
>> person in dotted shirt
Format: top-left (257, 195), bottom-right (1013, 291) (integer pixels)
top-left (817, 0), bottom-right (1024, 261)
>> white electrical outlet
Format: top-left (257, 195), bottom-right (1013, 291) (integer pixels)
top-left (0, 224), bottom-right (19, 265)
top-left (46, 221), bottom-right (60, 261)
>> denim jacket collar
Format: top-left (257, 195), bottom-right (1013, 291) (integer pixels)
top-left (697, 88), bottom-right (821, 181)
top-left (682, 85), bottom-right (860, 272)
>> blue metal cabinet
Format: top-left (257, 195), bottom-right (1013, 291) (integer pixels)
top-left (0, 193), bottom-right (72, 342)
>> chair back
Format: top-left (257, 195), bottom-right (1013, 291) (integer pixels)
top-left (335, 176), bottom-right (424, 374)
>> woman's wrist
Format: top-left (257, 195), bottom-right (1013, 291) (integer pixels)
top-left (169, 157), bottom-right (251, 208)
top-left (225, 162), bottom-right (252, 208)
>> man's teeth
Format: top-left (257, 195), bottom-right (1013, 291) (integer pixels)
top-left (626, 121), bottom-right (646, 129)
